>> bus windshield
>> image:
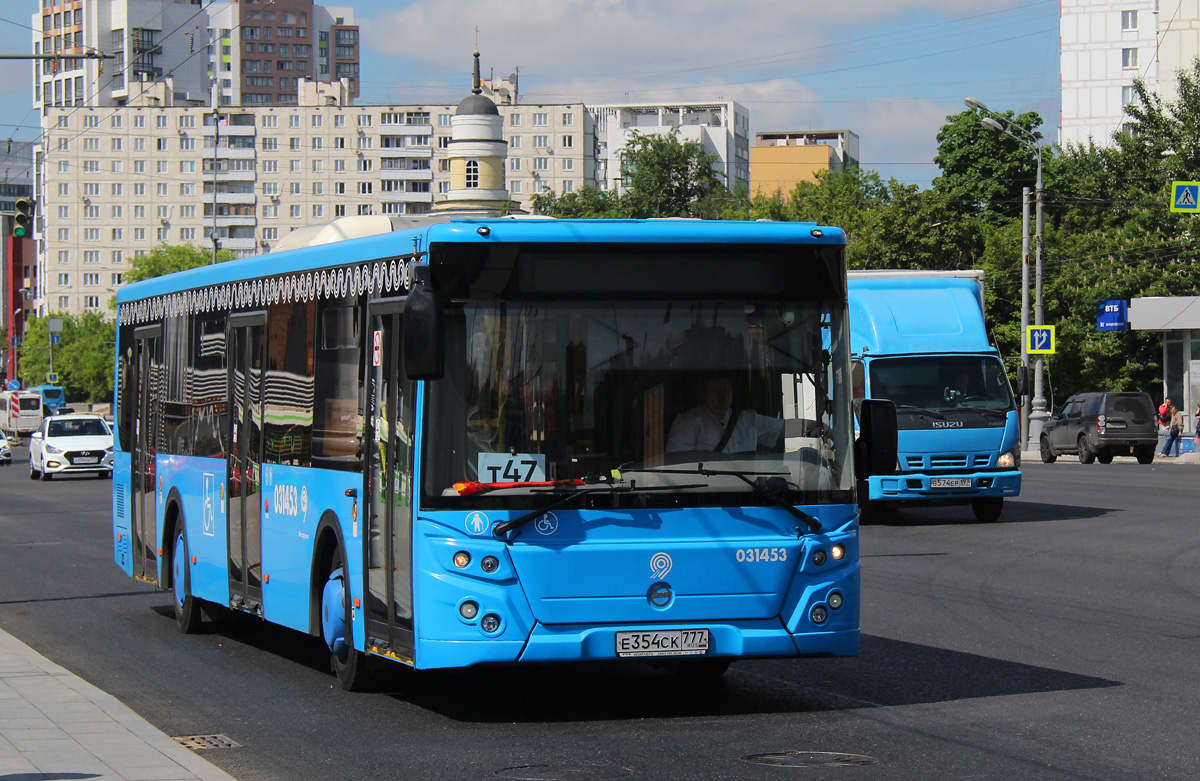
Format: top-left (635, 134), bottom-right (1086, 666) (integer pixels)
top-left (868, 355), bottom-right (1014, 418)
top-left (423, 298), bottom-right (855, 509)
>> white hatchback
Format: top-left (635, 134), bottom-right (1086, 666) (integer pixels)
top-left (29, 413), bottom-right (114, 480)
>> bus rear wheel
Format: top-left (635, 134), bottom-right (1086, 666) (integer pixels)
top-left (172, 527), bottom-right (203, 633)
top-left (321, 559), bottom-right (374, 692)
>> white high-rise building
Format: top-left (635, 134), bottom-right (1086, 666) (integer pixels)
top-left (1060, 0), bottom-right (1159, 148)
top-left (31, 0), bottom-right (360, 111)
top-left (589, 101), bottom-right (750, 195)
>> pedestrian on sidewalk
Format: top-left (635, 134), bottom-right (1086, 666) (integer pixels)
top-left (1158, 397), bottom-right (1172, 453)
top-left (1161, 405), bottom-right (1184, 456)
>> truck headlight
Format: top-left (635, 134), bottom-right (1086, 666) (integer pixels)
top-left (997, 443), bottom-right (1021, 469)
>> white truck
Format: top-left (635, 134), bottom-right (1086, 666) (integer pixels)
top-left (0, 389), bottom-right (44, 440)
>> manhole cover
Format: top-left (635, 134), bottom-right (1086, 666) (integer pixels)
top-left (495, 765), bottom-right (632, 779)
top-left (173, 734), bottom-right (242, 751)
top-left (743, 751), bottom-right (877, 768)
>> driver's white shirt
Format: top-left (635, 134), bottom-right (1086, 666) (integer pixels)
top-left (666, 406), bottom-right (784, 453)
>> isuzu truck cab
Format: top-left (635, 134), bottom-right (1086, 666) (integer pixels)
top-left (849, 271), bottom-right (1021, 522)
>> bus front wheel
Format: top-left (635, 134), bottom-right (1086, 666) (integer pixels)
top-left (321, 559), bottom-right (374, 692)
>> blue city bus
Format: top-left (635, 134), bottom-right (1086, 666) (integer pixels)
top-left (29, 384), bottom-right (67, 413)
top-left (112, 216), bottom-right (897, 689)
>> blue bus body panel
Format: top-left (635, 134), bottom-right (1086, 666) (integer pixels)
top-left (411, 503), bottom-right (858, 670)
top-left (115, 219), bottom-right (846, 306)
top-left (112, 450), bottom-right (133, 575)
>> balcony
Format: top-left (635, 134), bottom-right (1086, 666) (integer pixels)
top-left (213, 192), bottom-right (257, 205)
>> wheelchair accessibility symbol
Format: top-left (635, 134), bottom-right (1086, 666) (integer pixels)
top-left (534, 512), bottom-right (559, 535)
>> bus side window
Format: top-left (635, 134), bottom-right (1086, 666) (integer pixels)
top-left (314, 297), bottom-right (362, 470)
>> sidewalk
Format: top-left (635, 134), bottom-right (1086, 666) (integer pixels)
top-left (0, 627), bottom-right (236, 781)
top-left (1021, 449), bottom-right (1199, 465)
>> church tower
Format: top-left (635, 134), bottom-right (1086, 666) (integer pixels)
top-left (434, 47), bottom-right (513, 214)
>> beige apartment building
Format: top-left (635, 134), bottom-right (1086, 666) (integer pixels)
top-left (33, 79), bottom-right (593, 316)
top-left (750, 130), bottom-right (860, 198)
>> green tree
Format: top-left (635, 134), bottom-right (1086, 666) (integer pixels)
top-left (532, 185), bottom-right (626, 218)
top-left (620, 129), bottom-right (727, 218)
top-left (934, 107), bottom-right (1044, 224)
top-left (18, 312), bottom-right (115, 403)
top-left (122, 243), bottom-right (236, 285)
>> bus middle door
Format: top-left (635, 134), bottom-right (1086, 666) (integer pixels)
top-left (228, 314), bottom-right (266, 614)
top-left (131, 326), bottom-right (161, 584)
top-left (364, 301), bottom-right (415, 660)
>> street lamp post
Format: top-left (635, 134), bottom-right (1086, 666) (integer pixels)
top-left (964, 97), bottom-right (1046, 452)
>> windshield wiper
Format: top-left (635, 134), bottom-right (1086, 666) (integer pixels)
top-left (622, 464), bottom-right (821, 535)
top-left (491, 477), bottom-right (706, 539)
top-left (896, 405), bottom-right (947, 420)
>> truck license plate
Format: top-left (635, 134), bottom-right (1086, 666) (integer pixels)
top-left (930, 477), bottom-right (972, 488)
top-left (615, 629), bottom-right (709, 658)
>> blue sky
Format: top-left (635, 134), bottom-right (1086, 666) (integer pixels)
top-left (0, 0), bottom-right (1061, 189)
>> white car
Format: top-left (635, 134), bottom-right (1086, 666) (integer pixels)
top-left (0, 429), bottom-right (10, 466)
top-left (29, 413), bottom-right (114, 480)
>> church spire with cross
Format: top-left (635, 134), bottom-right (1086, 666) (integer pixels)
top-left (433, 38), bottom-right (517, 215)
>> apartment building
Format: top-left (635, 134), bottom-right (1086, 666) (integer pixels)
top-left (750, 130), bottom-right (860, 198)
top-left (33, 78), bottom-right (594, 316)
top-left (32, 0), bottom-right (359, 111)
top-left (1060, 0), bottom-right (1159, 146)
top-left (589, 101), bottom-right (750, 195)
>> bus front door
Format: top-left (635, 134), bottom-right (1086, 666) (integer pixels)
top-left (131, 327), bottom-right (161, 584)
top-left (364, 303), bottom-right (415, 659)
top-left (228, 315), bottom-right (266, 613)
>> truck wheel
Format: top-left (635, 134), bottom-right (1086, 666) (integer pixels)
top-left (1039, 437), bottom-right (1057, 463)
top-left (1135, 447), bottom-right (1155, 465)
top-left (1077, 436), bottom-right (1095, 464)
top-left (972, 498), bottom-right (1003, 522)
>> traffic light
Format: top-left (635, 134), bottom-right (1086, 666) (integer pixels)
top-left (12, 196), bottom-right (33, 238)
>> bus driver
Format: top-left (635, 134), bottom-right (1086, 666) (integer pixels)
top-left (666, 376), bottom-right (785, 454)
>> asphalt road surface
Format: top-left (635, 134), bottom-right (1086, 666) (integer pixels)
top-left (1, 452), bottom-right (1197, 780)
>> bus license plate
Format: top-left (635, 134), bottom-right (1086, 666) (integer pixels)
top-left (75, 457), bottom-right (99, 464)
top-left (930, 477), bottom-right (972, 489)
top-left (615, 629), bottom-right (709, 658)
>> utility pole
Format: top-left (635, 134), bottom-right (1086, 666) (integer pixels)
top-left (210, 81), bottom-right (220, 265)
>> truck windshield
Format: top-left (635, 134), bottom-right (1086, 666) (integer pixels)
top-left (423, 298), bottom-right (856, 510)
top-left (869, 356), bottom-right (1014, 414)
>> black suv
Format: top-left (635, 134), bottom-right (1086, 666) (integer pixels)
top-left (1040, 392), bottom-right (1157, 464)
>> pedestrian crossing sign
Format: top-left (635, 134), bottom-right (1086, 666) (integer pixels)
top-left (1171, 181), bottom-right (1200, 212)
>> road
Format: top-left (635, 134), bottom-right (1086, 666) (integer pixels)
top-left (0, 453), bottom-right (1197, 780)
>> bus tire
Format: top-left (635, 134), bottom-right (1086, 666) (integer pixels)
top-left (321, 558), bottom-right (373, 692)
top-left (971, 497), bottom-right (1003, 523)
top-left (172, 527), bottom-right (203, 634)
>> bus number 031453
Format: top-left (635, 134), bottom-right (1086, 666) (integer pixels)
top-left (735, 547), bottom-right (787, 563)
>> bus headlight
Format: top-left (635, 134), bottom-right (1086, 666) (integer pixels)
top-left (453, 551), bottom-right (471, 569)
top-left (480, 614), bottom-right (501, 633)
top-left (811, 605), bottom-right (828, 624)
top-left (459, 600), bottom-right (478, 620)
top-left (828, 592), bottom-right (843, 610)
top-left (831, 544), bottom-right (845, 561)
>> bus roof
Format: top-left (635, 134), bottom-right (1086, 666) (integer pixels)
top-left (116, 217), bottom-right (845, 304)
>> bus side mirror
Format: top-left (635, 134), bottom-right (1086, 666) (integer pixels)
top-left (404, 264), bottom-right (444, 380)
top-left (1016, 365), bottom-right (1028, 398)
top-left (855, 399), bottom-right (898, 479)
